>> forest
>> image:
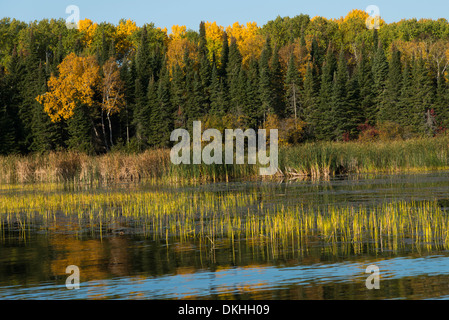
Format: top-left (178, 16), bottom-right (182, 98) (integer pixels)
top-left (1, 9), bottom-right (449, 155)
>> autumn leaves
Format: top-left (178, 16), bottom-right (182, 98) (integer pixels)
top-left (36, 54), bottom-right (124, 149)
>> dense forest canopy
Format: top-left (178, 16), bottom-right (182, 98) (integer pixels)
top-left (1, 9), bottom-right (449, 155)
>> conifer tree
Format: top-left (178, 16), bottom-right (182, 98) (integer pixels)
top-left (356, 44), bottom-right (375, 123)
top-left (371, 42), bottom-right (388, 122)
top-left (227, 37), bottom-right (242, 114)
top-left (315, 44), bottom-right (336, 140)
top-left (378, 46), bottom-right (402, 123)
top-left (259, 38), bottom-right (273, 122)
top-left (285, 52), bottom-right (302, 120)
top-left (270, 46), bottom-right (286, 117)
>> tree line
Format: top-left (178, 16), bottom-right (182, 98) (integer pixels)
top-left (1, 9), bottom-right (449, 155)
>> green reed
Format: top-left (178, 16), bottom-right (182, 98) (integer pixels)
top-left (1, 184), bottom-right (449, 258)
top-left (1, 136), bottom-right (448, 184)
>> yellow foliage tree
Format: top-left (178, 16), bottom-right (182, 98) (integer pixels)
top-left (226, 22), bottom-right (265, 67)
top-left (170, 25), bottom-right (187, 40)
top-left (78, 18), bottom-right (98, 47)
top-left (115, 19), bottom-right (139, 56)
top-left (36, 53), bottom-right (100, 122)
top-left (205, 21), bottom-right (224, 62)
top-left (166, 25), bottom-right (198, 72)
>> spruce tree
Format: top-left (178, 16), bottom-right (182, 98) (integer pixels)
top-left (244, 57), bottom-right (261, 128)
top-left (270, 46), bottom-right (286, 117)
top-left (210, 62), bottom-right (227, 117)
top-left (303, 62), bottom-right (319, 137)
top-left (152, 67), bottom-right (173, 146)
top-left (227, 37), bottom-right (242, 114)
top-left (410, 57), bottom-right (435, 135)
top-left (315, 44), bottom-right (336, 140)
top-left (398, 62), bottom-right (413, 129)
top-left (378, 46), bottom-right (402, 123)
top-left (30, 62), bottom-right (61, 152)
top-left (285, 52), bottom-right (302, 120)
top-left (219, 32), bottom-right (229, 80)
top-left (371, 42), bottom-right (388, 122)
top-left (356, 44), bottom-right (375, 124)
top-left (259, 38), bottom-right (273, 122)
top-left (331, 48), bottom-right (356, 140)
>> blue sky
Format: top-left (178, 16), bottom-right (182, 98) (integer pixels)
top-left (2, 0), bottom-right (449, 30)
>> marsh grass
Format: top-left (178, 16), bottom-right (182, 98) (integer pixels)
top-left (280, 136), bottom-right (449, 178)
top-left (1, 185), bottom-right (448, 258)
top-left (0, 136), bottom-right (448, 183)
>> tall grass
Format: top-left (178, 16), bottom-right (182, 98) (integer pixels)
top-left (0, 136), bottom-right (448, 183)
top-left (280, 136), bottom-right (449, 178)
top-left (1, 185), bottom-right (448, 257)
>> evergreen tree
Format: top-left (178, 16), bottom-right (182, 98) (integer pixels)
top-left (67, 104), bottom-right (95, 154)
top-left (0, 66), bottom-right (17, 154)
top-left (434, 72), bottom-right (449, 131)
top-left (409, 57), bottom-right (435, 135)
top-left (270, 46), bottom-right (286, 117)
top-left (378, 46), bottom-right (402, 123)
top-left (227, 37), bottom-right (242, 114)
top-left (356, 44), bottom-right (375, 123)
top-left (371, 42), bottom-right (389, 122)
top-left (303, 62), bottom-right (319, 137)
top-left (315, 44), bottom-right (337, 140)
top-left (30, 62), bottom-right (62, 152)
top-left (331, 49), bottom-right (359, 140)
top-left (259, 38), bottom-right (273, 122)
top-left (152, 67), bottom-right (173, 146)
top-left (285, 52), bottom-right (302, 120)
top-left (398, 62), bottom-right (413, 128)
top-left (219, 32), bottom-right (229, 80)
top-left (244, 58), bottom-right (261, 128)
top-left (210, 62), bottom-right (227, 117)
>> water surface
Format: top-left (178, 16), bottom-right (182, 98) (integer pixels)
top-left (1, 171), bottom-right (449, 300)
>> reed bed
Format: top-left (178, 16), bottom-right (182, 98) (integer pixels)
top-left (0, 136), bottom-right (448, 183)
top-left (280, 136), bottom-right (449, 178)
top-left (1, 185), bottom-right (448, 257)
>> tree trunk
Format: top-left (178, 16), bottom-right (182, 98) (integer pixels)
top-left (101, 108), bottom-right (109, 151)
top-left (107, 112), bottom-right (114, 147)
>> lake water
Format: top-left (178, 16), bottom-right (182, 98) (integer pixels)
top-left (1, 171), bottom-right (449, 300)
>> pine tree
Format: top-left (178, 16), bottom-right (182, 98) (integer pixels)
top-left (356, 43), bottom-right (375, 123)
top-left (219, 32), bottom-right (229, 80)
top-left (210, 62), bottom-right (227, 117)
top-left (434, 72), bottom-right (449, 131)
top-left (332, 49), bottom-right (359, 140)
top-left (244, 57), bottom-right (261, 128)
top-left (270, 46), bottom-right (286, 117)
top-left (315, 44), bottom-right (336, 140)
top-left (303, 62), bottom-right (319, 137)
top-left (409, 57), bottom-right (435, 135)
top-left (152, 67), bottom-right (173, 146)
top-left (259, 38), bottom-right (273, 122)
top-left (67, 104), bottom-right (95, 154)
top-left (398, 62), bottom-right (413, 128)
top-left (133, 77), bottom-right (148, 146)
top-left (285, 52), bottom-right (302, 120)
top-left (30, 62), bottom-right (62, 152)
top-left (227, 37), bottom-right (242, 114)
top-left (0, 66), bottom-right (17, 154)
top-left (371, 42), bottom-right (388, 122)
top-left (171, 63), bottom-right (187, 128)
top-left (136, 26), bottom-right (151, 93)
top-left (5, 47), bottom-right (25, 153)
top-left (378, 46), bottom-right (402, 123)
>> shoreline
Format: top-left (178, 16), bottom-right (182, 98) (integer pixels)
top-left (0, 135), bottom-right (448, 184)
